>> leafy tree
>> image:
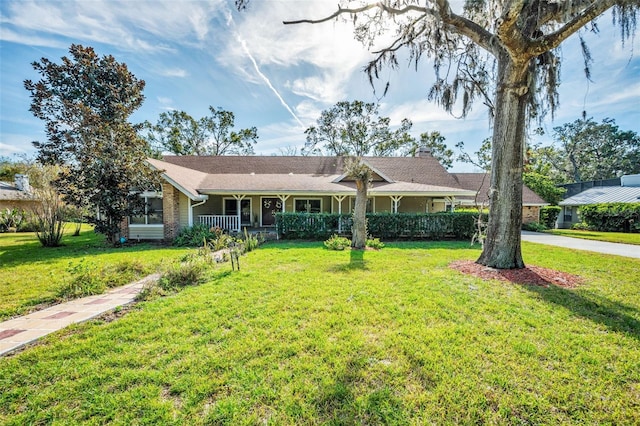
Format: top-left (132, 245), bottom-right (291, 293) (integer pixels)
top-left (266, 0), bottom-right (638, 268)
top-left (406, 131), bottom-right (454, 169)
top-left (522, 172), bottom-right (566, 205)
top-left (304, 100), bottom-right (413, 249)
top-left (145, 106), bottom-right (258, 156)
top-left (542, 117), bottom-right (640, 182)
top-left (0, 157), bottom-right (27, 182)
top-left (25, 44), bottom-right (157, 245)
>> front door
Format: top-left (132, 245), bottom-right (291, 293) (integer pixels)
top-left (261, 197), bottom-right (281, 226)
top-left (240, 199), bottom-right (251, 226)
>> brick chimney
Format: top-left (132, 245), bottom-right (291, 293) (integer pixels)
top-left (417, 147), bottom-right (432, 158)
top-left (14, 174), bottom-right (31, 193)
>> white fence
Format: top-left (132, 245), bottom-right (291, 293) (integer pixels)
top-left (198, 215), bottom-right (240, 231)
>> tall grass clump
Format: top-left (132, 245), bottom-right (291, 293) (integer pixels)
top-left (57, 258), bottom-right (151, 300)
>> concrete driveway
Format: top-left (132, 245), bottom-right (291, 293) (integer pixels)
top-left (521, 231), bottom-right (640, 259)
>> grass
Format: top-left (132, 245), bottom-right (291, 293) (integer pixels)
top-left (546, 228), bottom-right (640, 245)
top-left (1, 240), bottom-right (639, 424)
top-left (0, 226), bottom-right (192, 320)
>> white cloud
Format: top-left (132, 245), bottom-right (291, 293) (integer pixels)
top-left (0, 0), bottom-right (225, 52)
top-left (158, 68), bottom-right (189, 78)
top-left (219, 1), bottom-right (371, 103)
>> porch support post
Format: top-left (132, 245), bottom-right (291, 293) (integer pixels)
top-left (333, 195), bottom-right (347, 232)
top-left (276, 194), bottom-right (290, 212)
top-left (445, 196), bottom-right (456, 212)
top-left (233, 194), bottom-right (246, 231)
top-left (187, 198), bottom-right (192, 226)
top-left (390, 195), bottom-right (403, 214)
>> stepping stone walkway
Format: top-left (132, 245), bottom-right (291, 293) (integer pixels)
top-left (0, 273), bottom-right (160, 356)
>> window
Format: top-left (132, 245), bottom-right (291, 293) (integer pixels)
top-left (294, 198), bottom-right (321, 213)
top-left (130, 196), bottom-right (163, 225)
top-left (563, 206), bottom-right (573, 222)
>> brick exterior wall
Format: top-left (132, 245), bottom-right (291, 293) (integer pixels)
top-left (163, 183), bottom-right (181, 240)
top-left (522, 206), bottom-right (541, 224)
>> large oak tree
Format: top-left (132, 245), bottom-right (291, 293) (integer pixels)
top-left (25, 44), bottom-right (158, 244)
top-left (266, 0), bottom-right (639, 269)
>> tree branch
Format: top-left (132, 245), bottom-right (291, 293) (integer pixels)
top-left (433, 0), bottom-right (499, 54)
top-left (531, 0), bottom-right (619, 55)
top-left (284, 1), bottom-right (498, 55)
top-left (283, 2), bottom-right (433, 25)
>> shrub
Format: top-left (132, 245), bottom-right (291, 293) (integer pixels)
top-left (0, 208), bottom-right (26, 232)
top-left (241, 228), bottom-right (261, 252)
top-left (324, 234), bottom-right (351, 250)
top-left (571, 222), bottom-right (593, 231)
top-left (57, 259), bottom-right (152, 300)
top-left (522, 222), bottom-right (548, 232)
top-left (540, 206), bottom-right (562, 229)
top-left (173, 224), bottom-right (217, 247)
top-left (366, 237), bottom-right (385, 249)
top-left (209, 227), bottom-right (237, 251)
top-left (58, 259), bottom-right (105, 299)
top-left (158, 259), bottom-right (209, 291)
top-left (579, 203), bottom-right (640, 233)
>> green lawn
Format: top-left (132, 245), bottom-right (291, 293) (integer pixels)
top-left (0, 227), bottom-right (191, 320)
top-left (547, 228), bottom-right (640, 245)
top-left (1, 240), bottom-right (639, 424)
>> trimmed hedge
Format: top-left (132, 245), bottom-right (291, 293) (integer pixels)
top-left (579, 203), bottom-right (640, 233)
top-left (275, 212), bottom-right (488, 240)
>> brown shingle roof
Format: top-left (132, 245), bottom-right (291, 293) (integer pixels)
top-left (161, 155), bottom-right (464, 189)
top-left (452, 173), bottom-right (548, 205)
top-left (150, 155), bottom-right (479, 198)
top-left (0, 181), bottom-right (35, 201)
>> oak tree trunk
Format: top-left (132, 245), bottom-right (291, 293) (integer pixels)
top-left (477, 52), bottom-right (529, 269)
top-left (352, 178), bottom-right (369, 249)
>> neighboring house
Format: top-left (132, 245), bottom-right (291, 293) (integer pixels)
top-left (0, 175), bottom-right (37, 211)
top-left (451, 173), bottom-right (548, 224)
top-left (558, 174), bottom-right (640, 228)
top-left (128, 153), bottom-right (546, 241)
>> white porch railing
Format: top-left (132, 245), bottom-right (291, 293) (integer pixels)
top-left (198, 215), bottom-right (240, 231)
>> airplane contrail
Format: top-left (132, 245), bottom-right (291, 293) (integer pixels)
top-left (238, 38), bottom-right (305, 128)
top-left (223, 6), bottom-right (305, 128)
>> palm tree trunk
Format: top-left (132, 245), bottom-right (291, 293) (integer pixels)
top-left (352, 178), bottom-right (368, 249)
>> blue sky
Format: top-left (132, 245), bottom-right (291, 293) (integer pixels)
top-left (1, 0), bottom-right (639, 171)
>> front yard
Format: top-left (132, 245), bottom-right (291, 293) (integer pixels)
top-left (1, 238), bottom-right (639, 424)
top-left (0, 227), bottom-right (191, 320)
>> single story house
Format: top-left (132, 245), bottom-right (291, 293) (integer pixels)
top-left (0, 175), bottom-right (37, 211)
top-left (451, 173), bottom-right (548, 224)
top-left (558, 174), bottom-right (640, 228)
top-left (128, 152), bottom-right (544, 241)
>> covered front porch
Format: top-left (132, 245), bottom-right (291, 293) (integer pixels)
top-left (191, 193), bottom-right (455, 232)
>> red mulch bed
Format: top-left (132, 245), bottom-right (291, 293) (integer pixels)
top-left (449, 260), bottom-right (582, 288)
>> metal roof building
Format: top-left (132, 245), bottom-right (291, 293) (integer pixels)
top-left (560, 186), bottom-right (640, 206)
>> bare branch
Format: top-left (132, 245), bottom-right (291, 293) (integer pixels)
top-left (433, 0), bottom-right (499, 54)
top-left (283, 2), bottom-right (432, 25)
top-left (531, 0), bottom-right (620, 55)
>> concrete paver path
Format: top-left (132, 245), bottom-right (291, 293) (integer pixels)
top-left (521, 231), bottom-right (640, 259)
top-left (0, 273), bottom-right (159, 356)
